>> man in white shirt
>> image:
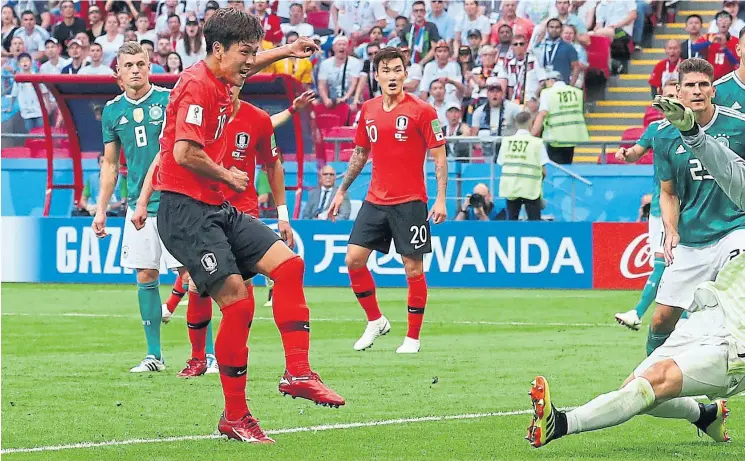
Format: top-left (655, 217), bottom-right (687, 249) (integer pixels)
top-left (331, 0), bottom-right (387, 42)
top-left (280, 3), bottom-right (314, 38)
top-left (135, 15), bottom-right (158, 44)
top-left (419, 40), bottom-right (465, 101)
top-left (155, 0), bottom-right (185, 35)
top-left (39, 38), bottom-right (70, 74)
top-left (14, 10), bottom-right (49, 61)
top-left (428, 79), bottom-right (453, 128)
top-left (77, 43), bottom-right (115, 76)
top-left (318, 36), bottom-right (363, 110)
top-left (302, 165), bottom-right (351, 220)
top-left (470, 77), bottom-right (522, 138)
top-left (590, 0), bottom-right (637, 40)
top-left (501, 34), bottom-right (540, 105)
top-left (454, 0), bottom-right (491, 52)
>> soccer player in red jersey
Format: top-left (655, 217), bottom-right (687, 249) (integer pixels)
top-left (152, 8), bottom-right (344, 443)
top-left (328, 47), bottom-right (449, 354)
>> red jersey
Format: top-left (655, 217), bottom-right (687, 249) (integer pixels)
top-left (155, 60), bottom-right (232, 205)
top-left (701, 35), bottom-right (739, 80)
top-left (354, 93), bottom-right (446, 205)
top-left (648, 59), bottom-right (680, 89)
top-left (221, 101), bottom-right (279, 217)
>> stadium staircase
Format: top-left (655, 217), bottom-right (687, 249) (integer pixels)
top-left (581, 0), bottom-right (721, 163)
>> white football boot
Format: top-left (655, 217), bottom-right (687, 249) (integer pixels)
top-left (205, 354), bottom-right (219, 374)
top-left (130, 355), bottom-right (166, 373)
top-left (353, 316), bottom-right (391, 351)
top-left (396, 337), bottom-right (421, 354)
top-left (614, 309), bottom-right (641, 330)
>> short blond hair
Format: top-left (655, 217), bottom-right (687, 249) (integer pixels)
top-left (117, 41), bottom-right (148, 60)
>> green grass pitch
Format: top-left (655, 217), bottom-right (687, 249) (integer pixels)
top-left (3, 284), bottom-right (745, 460)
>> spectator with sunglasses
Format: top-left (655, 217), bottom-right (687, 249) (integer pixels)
top-left (427, 0), bottom-right (455, 42)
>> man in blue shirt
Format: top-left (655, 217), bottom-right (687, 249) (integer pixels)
top-left (533, 18), bottom-right (579, 85)
top-left (426, 0), bottom-right (454, 42)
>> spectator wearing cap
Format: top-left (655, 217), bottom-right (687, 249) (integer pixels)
top-left (427, 0), bottom-right (455, 42)
top-left (491, 23), bottom-right (515, 66)
top-left (420, 40), bottom-right (466, 101)
top-left (492, 0), bottom-right (534, 44)
top-left (13, 10), bottom-right (48, 61)
top-left (709, 0), bottom-right (745, 36)
top-left (404, 1), bottom-right (440, 66)
top-left (681, 14), bottom-right (705, 59)
top-left (471, 77), bottom-right (521, 140)
top-left (454, 0), bottom-right (491, 52)
top-left (254, 0), bottom-right (283, 45)
top-left (443, 101), bottom-right (470, 158)
top-left (95, 14), bottom-right (124, 66)
top-left (176, 15), bottom-right (206, 69)
top-left (497, 111), bottom-right (548, 221)
top-left (331, 0), bottom-right (387, 44)
top-left (40, 38), bottom-right (70, 74)
top-left (87, 5), bottom-right (105, 42)
top-left (318, 36), bottom-right (363, 111)
top-left (78, 42), bottom-right (115, 75)
top-left (531, 70), bottom-right (589, 165)
top-left (648, 39), bottom-right (680, 97)
top-left (5, 52), bottom-right (50, 132)
top-left (134, 15), bottom-right (157, 45)
top-left (698, 10), bottom-right (739, 80)
top-left (51, 0), bottom-right (87, 57)
top-left (502, 34), bottom-right (539, 105)
top-left (400, 46), bottom-right (424, 93)
top-left (61, 39), bottom-right (85, 74)
top-left (466, 29), bottom-right (484, 66)
top-left (280, 3), bottom-right (314, 38)
top-left (532, 17), bottom-right (579, 86)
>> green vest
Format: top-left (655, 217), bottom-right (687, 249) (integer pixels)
top-left (498, 132), bottom-right (544, 200)
top-left (543, 84), bottom-right (589, 147)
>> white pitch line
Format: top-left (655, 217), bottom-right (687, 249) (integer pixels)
top-left (1, 409), bottom-right (545, 454)
top-left (0, 312), bottom-right (615, 328)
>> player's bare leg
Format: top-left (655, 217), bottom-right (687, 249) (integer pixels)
top-left (646, 303), bottom-right (684, 355)
top-left (526, 359), bottom-right (729, 447)
top-left (254, 241), bottom-right (345, 407)
top-left (397, 255), bottom-right (427, 354)
top-left (130, 268), bottom-right (166, 373)
top-left (346, 244), bottom-right (391, 351)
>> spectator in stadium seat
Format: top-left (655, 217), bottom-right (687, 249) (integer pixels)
top-left (280, 2), bottom-right (314, 38)
top-left (40, 38), bottom-right (69, 74)
top-left (469, 45), bottom-right (499, 104)
top-left (134, 15), bottom-right (157, 44)
top-left (226, 0), bottom-right (246, 12)
top-left (75, 153), bottom-right (124, 217)
top-left (5, 53), bottom-right (49, 132)
top-left (385, 15), bottom-right (408, 49)
top-left (52, 1), bottom-right (87, 57)
top-left (467, 29), bottom-right (485, 66)
top-left (492, 24), bottom-right (515, 66)
top-left (61, 39), bottom-right (85, 74)
top-left (155, 36), bottom-right (172, 68)
top-left (164, 13), bottom-right (184, 50)
top-left (547, 0), bottom-right (589, 46)
top-left (589, 0), bottom-right (637, 55)
top-left (116, 11), bottom-right (134, 34)
top-left (401, 46), bottom-right (424, 94)
top-left (455, 183), bottom-right (503, 221)
top-left (1, 6), bottom-right (20, 57)
top-left (443, 101), bottom-right (471, 159)
top-left (518, 0), bottom-right (553, 25)
top-left (175, 15), bottom-right (205, 69)
top-left (11, 1), bottom-right (50, 31)
top-left (454, 0), bottom-right (491, 52)
top-left (681, 14), bottom-right (705, 59)
top-left (318, 35), bottom-right (362, 110)
top-left (272, 32), bottom-right (313, 87)
top-left (154, 0), bottom-right (184, 35)
top-left (302, 165), bottom-right (350, 220)
top-left (456, 44), bottom-right (475, 84)
top-left (533, 17), bottom-right (579, 85)
top-left (698, 10), bottom-right (739, 80)
top-left (95, 14), bottom-right (124, 66)
top-left (13, 10), bottom-right (48, 61)
top-left (78, 43), bottom-right (115, 75)
top-left (471, 77), bottom-right (521, 140)
top-left (492, 0), bottom-right (534, 44)
top-left (357, 41), bottom-right (381, 101)
top-left (562, 24), bottom-right (588, 88)
top-left (427, 0), bottom-right (455, 42)
top-left (254, 0), bottom-right (284, 45)
top-left (354, 26), bottom-right (384, 60)
top-left (139, 39), bottom-right (166, 73)
top-left (166, 51), bottom-right (183, 73)
top-left (403, 1), bottom-right (440, 66)
top-left (107, 0), bottom-right (140, 18)
top-left (74, 32), bottom-right (91, 60)
top-left (502, 34), bottom-right (539, 105)
top-left (420, 40), bottom-right (465, 101)
top-left (708, 0), bottom-right (745, 36)
top-left (648, 39), bottom-right (680, 97)
top-left (331, 0), bottom-right (387, 43)
top-left (203, 1), bottom-right (219, 22)
top-left (428, 79), bottom-right (452, 128)
top-left (87, 5), bottom-right (105, 42)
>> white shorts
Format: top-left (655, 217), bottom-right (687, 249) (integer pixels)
top-left (648, 215), bottom-right (664, 257)
top-left (633, 309), bottom-right (745, 399)
top-left (656, 228), bottom-right (745, 310)
top-left (121, 207), bottom-right (181, 270)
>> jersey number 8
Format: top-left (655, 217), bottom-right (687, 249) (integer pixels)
top-left (134, 126), bottom-right (148, 147)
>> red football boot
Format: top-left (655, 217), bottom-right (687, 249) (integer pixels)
top-left (177, 358), bottom-right (207, 378)
top-left (278, 371), bottom-right (345, 407)
top-left (217, 412), bottom-right (275, 443)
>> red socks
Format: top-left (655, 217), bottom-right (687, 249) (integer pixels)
top-left (348, 266), bottom-right (382, 321)
top-left (271, 256), bottom-right (311, 377)
top-left (165, 273), bottom-right (187, 314)
top-left (406, 274), bottom-right (427, 340)
top-left (186, 291), bottom-right (213, 361)
top-left (215, 296), bottom-right (255, 421)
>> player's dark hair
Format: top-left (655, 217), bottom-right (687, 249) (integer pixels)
top-left (373, 47), bottom-right (406, 70)
top-left (685, 14), bottom-right (702, 23)
top-left (678, 57), bottom-right (714, 82)
top-left (203, 8), bottom-right (264, 56)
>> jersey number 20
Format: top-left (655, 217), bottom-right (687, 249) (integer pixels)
top-left (688, 159), bottom-right (713, 181)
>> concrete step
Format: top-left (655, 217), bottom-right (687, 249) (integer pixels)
top-left (585, 112), bottom-right (643, 119)
top-left (588, 125), bottom-right (642, 132)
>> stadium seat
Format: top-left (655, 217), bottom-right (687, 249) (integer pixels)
top-left (0, 146), bottom-right (32, 158)
top-left (637, 150), bottom-right (654, 164)
top-left (586, 36), bottom-right (611, 79)
top-left (315, 113), bottom-right (341, 131)
top-left (620, 127), bottom-right (645, 148)
top-left (643, 106), bottom-right (664, 127)
top-left (339, 148), bottom-right (355, 161)
top-left (306, 11), bottom-right (330, 29)
top-left (314, 102), bottom-right (351, 125)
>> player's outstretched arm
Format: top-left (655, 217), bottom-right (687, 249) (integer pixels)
top-left (131, 153), bottom-right (160, 230)
top-left (616, 144), bottom-right (648, 163)
top-left (246, 37), bottom-right (318, 79)
top-left (174, 140), bottom-right (248, 192)
top-left (680, 127), bottom-right (745, 210)
top-left (429, 144), bottom-right (448, 224)
top-left (328, 145), bottom-right (369, 222)
top-left (659, 180), bottom-right (681, 265)
top-left (92, 140), bottom-right (121, 239)
top-left (270, 91), bottom-right (315, 128)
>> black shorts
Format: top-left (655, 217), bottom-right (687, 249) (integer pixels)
top-left (348, 200), bottom-right (431, 256)
top-left (157, 191), bottom-right (281, 297)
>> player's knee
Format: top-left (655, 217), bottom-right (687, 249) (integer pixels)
top-left (641, 359), bottom-right (682, 400)
top-left (136, 269), bottom-right (159, 285)
top-left (274, 255), bottom-right (305, 281)
top-left (211, 274), bottom-right (249, 307)
top-left (402, 256), bottom-right (424, 277)
top-left (345, 253), bottom-right (367, 270)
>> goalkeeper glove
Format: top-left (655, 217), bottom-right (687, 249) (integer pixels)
top-left (652, 96), bottom-right (696, 132)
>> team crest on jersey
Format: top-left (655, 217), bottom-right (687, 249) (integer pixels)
top-left (133, 108), bottom-right (144, 123)
top-left (201, 252), bottom-right (218, 274)
top-left (148, 104), bottom-right (163, 121)
top-left (714, 134), bottom-right (731, 148)
top-left (395, 116), bottom-right (409, 131)
top-left (235, 132), bottom-right (250, 150)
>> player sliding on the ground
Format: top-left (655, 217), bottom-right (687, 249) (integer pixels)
top-left (614, 80), bottom-right (677, 332)
top-left (526, 58), bottom-right (745, 449)
top-left (327, 47), bottom-right (448, 354)
top-left (154, 9), bottom-right (343, 443)
top-left (93, 42), bottom-right (182, 373)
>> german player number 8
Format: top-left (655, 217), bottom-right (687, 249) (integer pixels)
top-left (134, 126), bottom-right (147, 147)
top-left (410, 225), bottom-right (428, 247)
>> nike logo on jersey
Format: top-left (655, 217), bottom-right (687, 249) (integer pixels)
top-left (365, 119), bottom-right (375, 124)
top-left (675, 145), bottom-right (686, 154)
top-left (414, 242), bottom-right (426, 250)
top-left (733, 102), bottom-right (742, 110)
top-left (220, 106), bottom-right (228, 113)
top-left (119, 116), bottom-right (128, 125)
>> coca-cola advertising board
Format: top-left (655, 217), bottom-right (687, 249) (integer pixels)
top-left (592, 222), bottom-right (652, 289)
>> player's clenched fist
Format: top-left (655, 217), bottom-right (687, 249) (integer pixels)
top-left (131, 204), bottom-right (148, 231)
top-left (327, 191), bottom-right (345, 223)
top-left (428, 198), bottom-right (447, 224)
top-left (92, 210), bottom-right (108, 238)
top-left (278, 220), bottom-right (294, 248)
top-left (227, 166), bottom-right (249, 192)
top-left (615, 147), bottom-right (630, 162)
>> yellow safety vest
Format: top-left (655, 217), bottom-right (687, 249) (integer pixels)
top-left (498, 132), bottom-right (544, 200)
top-left (542, 84), bottom-right (590, 147)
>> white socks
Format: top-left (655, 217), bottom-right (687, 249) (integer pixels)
top-left (566, 377), bottom-right (656, 435)
top-left (645, 397), bottom-right (701, 423)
